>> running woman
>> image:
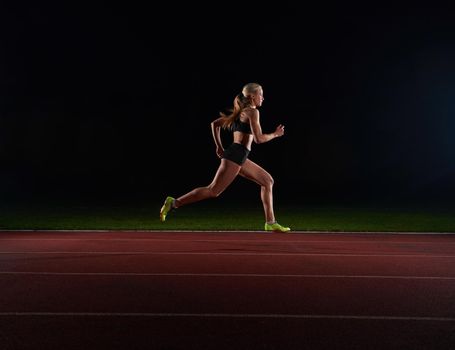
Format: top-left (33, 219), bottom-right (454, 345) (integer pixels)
top-left (160, 82), bottom-right (290, 232)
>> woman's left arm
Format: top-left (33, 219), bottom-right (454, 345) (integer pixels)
top-left (249, 109), bottom-right (284, 144)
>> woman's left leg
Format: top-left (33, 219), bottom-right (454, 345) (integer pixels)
top-left (174, 159), bottom-right (241, 207)
top-left (160, 159), bottom-right (241, 222)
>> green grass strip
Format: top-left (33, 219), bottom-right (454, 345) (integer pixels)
top-left (1, 202), bottom-right (454, 232)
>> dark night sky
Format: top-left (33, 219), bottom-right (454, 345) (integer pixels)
top-left (1, 2), bottom-right (455, 205)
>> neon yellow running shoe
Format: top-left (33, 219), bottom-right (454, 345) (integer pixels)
top-left (264, 222), bottom-right (291, 232)
top-left (160, 196), bottom-right (175, 222)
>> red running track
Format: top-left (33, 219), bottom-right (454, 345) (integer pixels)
top-left (0, 230), bottom-right (454, 350)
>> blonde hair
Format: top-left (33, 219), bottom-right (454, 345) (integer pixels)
top-left (220, 83), bottom-right (262, 130)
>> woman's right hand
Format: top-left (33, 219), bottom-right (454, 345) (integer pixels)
top-left (216, 146), bottom-right (224, 158)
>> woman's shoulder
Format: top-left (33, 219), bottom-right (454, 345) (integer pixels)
top-left (241, 107), bottom-right (259, 119)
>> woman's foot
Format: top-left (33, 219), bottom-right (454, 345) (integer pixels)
top-left (160, 196), bottom-right (175, 222)
top-left (264, 222), bottom-right (291, 232)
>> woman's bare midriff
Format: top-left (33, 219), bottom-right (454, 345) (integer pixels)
top-left (233, 131), bottom-right (253, 151)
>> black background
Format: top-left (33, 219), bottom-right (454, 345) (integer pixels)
top-left (2, 2), bottom-right (455, 206)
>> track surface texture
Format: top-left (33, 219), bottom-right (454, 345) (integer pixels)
top-left (1, 230), bottom-right (454, 350)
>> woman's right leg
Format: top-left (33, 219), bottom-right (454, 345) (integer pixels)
top-left (174, 159), bottom-right (241, 208)
top-left (238, 159), bottom-right (275, 222)
top-left (238, 159), bottom-right (290, 232)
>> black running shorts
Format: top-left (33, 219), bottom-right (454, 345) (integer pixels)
top-left (222, 143), bottom-right (250, 166)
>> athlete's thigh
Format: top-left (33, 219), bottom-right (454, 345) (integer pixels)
top-left (209, 159), bottom-right (241, 193)
top-left (239, 159), bottom-right (272, 186)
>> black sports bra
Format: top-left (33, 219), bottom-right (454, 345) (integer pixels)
top-left (231, 118), bottom-right (252, 134)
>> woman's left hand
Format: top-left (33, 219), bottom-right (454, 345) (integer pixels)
top-left (274, 124), bottom-right (285, 137)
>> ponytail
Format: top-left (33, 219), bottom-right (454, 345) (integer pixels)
top-left (220, 83), bottom-right (262, 130)
top-left (220, 93), bottom-right (247, 130)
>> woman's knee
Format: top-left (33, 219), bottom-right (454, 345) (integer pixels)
top-left (262, 175), bottom-right (274, 188)
top-left (207, 185), bottom-right (222, 198)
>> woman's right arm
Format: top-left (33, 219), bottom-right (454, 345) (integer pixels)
top-left (210, 117), bottom-right (225, 152)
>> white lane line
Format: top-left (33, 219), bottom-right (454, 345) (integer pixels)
top-left (1, 230), bottom-right (455, 234)
top-left (0, 271), bottom-right (454, 280)
top-left (1, 251), bottom-right (455, 258)
top-left (1, 238), bottom-right (454, 244)
top-left (0, 312), bottom-right (454, 321)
